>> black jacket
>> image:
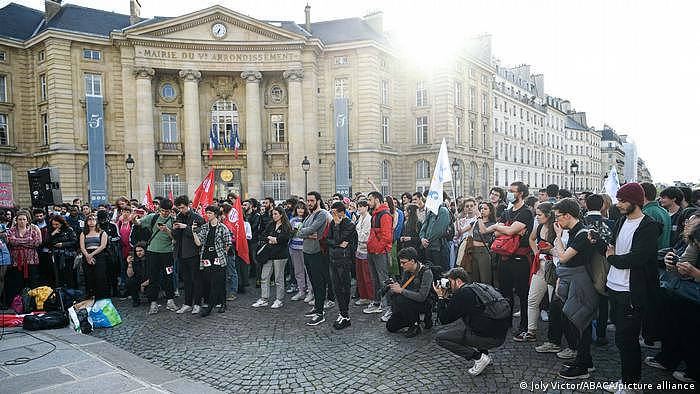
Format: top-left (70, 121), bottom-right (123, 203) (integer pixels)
top-left (608, 215), bottom-right (662, 308)
top-left (46, 227), bottom-right (78, 256)
top-left (437, 284), bottom-right (510, 339)
top-left (262, 222), bottom-right (291, 260)
top-left (399, 219), bottom-right (422, 251)
top-left (172, 210), bottom-right (205, 259)
top-left (327, 217), bottom-right (357, 260)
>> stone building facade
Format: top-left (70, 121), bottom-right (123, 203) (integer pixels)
top-left (0, 1), bottom-right (495, 207)
top-left (600, 125), bottom-right (626, 183)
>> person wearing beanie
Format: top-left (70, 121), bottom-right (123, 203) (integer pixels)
top-left (604, 182), bottom-right (662, 392)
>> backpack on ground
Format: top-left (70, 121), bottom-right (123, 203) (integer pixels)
top-left (22, 311), bottom-right (68, 331)
top-left (575, 228), bottom-right (610, 295)
top-left (468, 282), bottom-right (511, 320)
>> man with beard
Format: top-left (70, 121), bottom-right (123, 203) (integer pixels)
top-left (484, 182), bottom-right (534, 335)
top-left (604, 183), bottom-right (661, 392)
top-left (298, 192), bottom-right (332, 326)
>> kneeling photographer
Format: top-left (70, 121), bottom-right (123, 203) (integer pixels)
top-left (433, 268), bottom-right (510, 376)
top-left (385, 247), bottom-right (434, 338)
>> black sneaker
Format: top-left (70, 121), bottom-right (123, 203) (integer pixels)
top-left (405, 324), bottom-right (422, 338)
top-left (558, 365), bottom-right (590, 380)
top-left (563, 360), bottom-right (596, 372)
top-left (303, 308), bottom-right (318, 318)
top-left (333, 315), bottom-right (351, 330)
top-left (306, 313), bottom-right (325, 326)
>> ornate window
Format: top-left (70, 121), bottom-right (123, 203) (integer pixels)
top-left (39, 74), bottom-right (47, 101)
top-left (269, 85), bottom-right (284, 104)
top-left (415, 159), bottom-right (431, 193)
top-left (161, 114), bottom-right (177, 143)
top-left (161, 83), bottom-right (176, 101)
top-left (271, 114), bottom-right (285, 143)
top-left (381, 116), bottom-right (389, 144)
top-left (381, 80), bottom-right (389, 105)
top-left (416, 116), bottom-right (428, 144)
top-left (84, 73), bottom-right (102, 97)
top-left (469, 162), bottom-right (478, 196)
top-left (0, 114), bottom-right (8, 145)
top-left (0, 75), bottom-right (6, 102)
top-left (416, 81), bottom-right (427, 106)
top-left (380, 160), bottom-right (390, 196)
top-left (211, 99), bottom-right (239, 150)
top-left (334, 78), bottom-right (348, 98)
top-left (41, 113), bottom-right (48, 146)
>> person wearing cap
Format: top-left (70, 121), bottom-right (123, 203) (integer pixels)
top-left (604, 182), bottom-right (662, 393)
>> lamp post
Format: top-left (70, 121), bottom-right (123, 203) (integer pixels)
top-left (125, 153), bottom-right (135, 199)
top-left (301, 155), bottom-right (310, 197)
top-left (570, 159), bottom-right (579, 195)
top-left (451, 158), bottom-right (459, 198)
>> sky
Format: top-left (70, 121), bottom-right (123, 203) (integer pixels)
top-left (7, 0), bottom-right (700, 184)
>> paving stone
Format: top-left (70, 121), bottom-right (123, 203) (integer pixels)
top-left (0, 367), bottom-right (74, 394)
top-left (32, 372), bottom-right (144, 394)
top-left (62, 358), bottom-right (114, 377)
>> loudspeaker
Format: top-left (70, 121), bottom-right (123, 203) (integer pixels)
top-left (27, 167), bottom-right (62, 208)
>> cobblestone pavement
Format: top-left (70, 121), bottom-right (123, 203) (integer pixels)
top-left (93, 286), bottom-right (685, 393)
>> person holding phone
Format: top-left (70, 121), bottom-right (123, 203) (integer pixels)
top-left (134, 198), bottom-right (177, 315)
top-left (125, 242), bottom-right (148, 307)
top-left (515, 202), bottom-right (556, 343)
top-left (192, 205), bottom-right (231, 316)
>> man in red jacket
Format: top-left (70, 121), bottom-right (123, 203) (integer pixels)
top-left (363, 192), bottom-right (394, 317)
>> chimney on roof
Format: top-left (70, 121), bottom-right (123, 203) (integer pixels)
top-left (45, 0), bottom-right (62, 22)
top-left (130, 0), bottom-right (142, 26)
top-left (304, 4), bottom-right (311, 33)
top-left (364, 10), bottom-right (383, 34)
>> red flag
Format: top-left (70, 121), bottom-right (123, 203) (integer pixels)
top-left (191, 168), bottom-right (215, 216)
top-left (143, 184), bottom-right (154, 211)
top-left (229, 197), bottom-right (249, 264)
top-left (167, 188), bottom-right (173, 203)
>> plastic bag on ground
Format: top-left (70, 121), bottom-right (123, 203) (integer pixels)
top-left (88, 299), bottom-right (122, 328)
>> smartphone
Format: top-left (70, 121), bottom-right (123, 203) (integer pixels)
top-left (670, 254), bottom-right (680, 264)
top-left (134, 208), bottom-right (146, 216)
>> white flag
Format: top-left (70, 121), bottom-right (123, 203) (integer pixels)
top-left (604, 166), bottom-right (621, 204)
top-left (425, 138), bottom-right (452, 215)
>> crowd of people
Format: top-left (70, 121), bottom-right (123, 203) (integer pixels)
top-left (0, 180), bottom-right (698, 393)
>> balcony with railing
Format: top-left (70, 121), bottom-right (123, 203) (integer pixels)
top-left (492, 81), bottom-right (546, 112)
top-left (264, 142), bottom-right (288, 155)
top-left (200, 142), bottom-right (247, 159)
top-left (156, 141), bottom-right (183, 163)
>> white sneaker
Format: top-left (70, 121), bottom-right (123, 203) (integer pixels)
top-left (644, 356), bottom-right (666, 370)
top-left (176, 305), bottom-right (192, 314)
top-left (324, 300), bottom-right (335, 309)
top-left (252, 298), bottom-right (269, 308)
top-left (363, 304), bottom-right (383, 314)
top-left (303, 293), bottom-right (314, 303)
top-left (513, 311), bottom-right (521, 318)
top-left (191, 305), bottom-right (201, 314)
top-left (604, 379), bottom-right (621, 393)
top-left (556, 348), bottom-right (577, 359)
top-left (166, 299), bottom-right (178, 312)
top-left (540, 310), bottom-right (549, 322)
top-left (354, 298), bottom-right (371, 306)
top-left (271, 300), bottom-right (283, 309)
top-left (535, 342), bottom-right (561, 353)
top-left (291, 292), bottom-right (306, 301)
top-left (673, 370), bottom-right (697, 383)
top-left (380, 308), bottom-right (393, 322)
top-left (468, 353), bottom-right (492, 376)
top-left (639, 339), bottom-right (661, 349)
top-left (148, 302), bottom-right (159, 315)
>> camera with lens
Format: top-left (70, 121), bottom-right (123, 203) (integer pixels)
top-left (436, 277), bottom-right (450, 290)
top-left (378, 278), bottom-right (396, 297)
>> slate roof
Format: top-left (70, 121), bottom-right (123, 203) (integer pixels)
top-left (39, 4), bottom-right (138, 37)
top-left (565, 116), bottom-right (588, 131)
top-left (0, 2), bottom-right (386, 46)
top-left (0, 3), bottom-right (44, 41)
top-left (309, 17), bottom-right (387, 45)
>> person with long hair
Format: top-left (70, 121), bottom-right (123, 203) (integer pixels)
top-left (47, 215), bottom-right (78, 288)
top-left (192, 205), bottom-right (231, 316)
top-left (354, 199), bottom-right (374, 306)
top-left (79, 213), bottom-right (109, 299)
top-left (252, 206), bottom-right (292, 309)
top-left (289, 202), bottom-right (312, 302)
top-left (6, 210), bottom-right (42, 299)
top-left (386, 196), bottom-right (402, 279)
top-left (514, 202), bottom-right (556, 342)
top-left (472, 202), bottom-right (497, 286)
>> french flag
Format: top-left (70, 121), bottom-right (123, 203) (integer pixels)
top-left (208, 124), bottom-right (219, 160)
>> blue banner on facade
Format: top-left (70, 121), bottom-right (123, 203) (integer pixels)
top-left (86, 95), bottom-right (107, 207)
top-left (334, 98), bottom-right (350, 197)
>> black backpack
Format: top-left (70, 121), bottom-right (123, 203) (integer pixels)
top-left (23, 311), bottom-right (68, 331)
top-left (443, 208), bottom-right (456, 241)
top-left (468, 282), bottom-right (511, 321)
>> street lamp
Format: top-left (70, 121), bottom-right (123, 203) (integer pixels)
top-left (570, 159), bottom-right (579, 195)
top-left (451, 158), bottom-right (459, 198)
top-left (301, 155), bottom-right (310, 197)
top-left (125, 153), bottom-right (135, 199)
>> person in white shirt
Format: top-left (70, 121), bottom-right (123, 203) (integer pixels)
top-left (604, 183), bottom-right (662, 394)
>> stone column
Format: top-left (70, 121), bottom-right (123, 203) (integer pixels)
top-left (179, 69), bottom-right (203, 196)
top-left (134, 67), bottom-right (156, 193)
top-left (241, 70), bottom-right (263, 198)
top-left (283, 69), bottom-right (304, 197)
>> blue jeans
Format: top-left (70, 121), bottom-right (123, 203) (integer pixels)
top-left (227, 254), bottom-right (238, 295)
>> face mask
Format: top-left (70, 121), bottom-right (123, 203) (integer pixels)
top-left (506, 192), bottom-right (516, 204)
